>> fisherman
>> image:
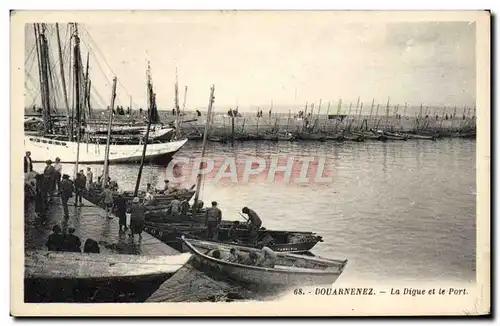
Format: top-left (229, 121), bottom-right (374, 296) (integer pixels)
top-left (86, 167), bottom-right (93, 190)
top-left (102, 185), bottom-right (114, 219)
top-left (53, 157), bottom-right (62, 194)
top-left (228, 221), bottom-right (240, 242)
top-left (24, 151), bottom-right (33, 173)
top-left (168, 198), bottom-right (181, 216)
top-left (43, 160), bottom-right (56, 201)
top-left (63, 227), bottom-right (82, 253)
top-left (46, 225), bottom-right (65, 251)
top-left (159, 180), bottom-right (170, 194)
top-left (192, 199), bottom-right (204, 213)
top-left (204, 201), bottom-right (222, 240)
top-left (114, 190), bottom-right (128, 232)
top-left (144, 183), bottom-right (155, 205)
top-left (249, 246), bottom-right (277, 268)
top-left (196, 109), bottom-right (201, 117)
top-left (241, 207), bottom-right (262, 229)
top-left (59, 174), bottom-right (74, 218)
top-left (129, 197), bottom-right (145, 240)
top-left (74, 170), bottom-right (86, 206)
top-left (227, 248), bottom-right (253, 265)
top-left (109, 179), bottom-right (119, 192)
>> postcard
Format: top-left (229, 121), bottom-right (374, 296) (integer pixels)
top-left (11, 9), bottom-right (490, 316)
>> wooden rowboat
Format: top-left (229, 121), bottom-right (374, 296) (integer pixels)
top-left (144, 220), bottom-right (324, 253)
top-left (181, 236), bottom-right (348, 287)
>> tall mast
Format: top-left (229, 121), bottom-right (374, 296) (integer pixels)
top-left (73, 25), bottom-right (83, 178)
top-left (35, 24), bottom-right (51, 134)
top-left (84, 52), bottom-right (90, 119)
top-left (134, 64), bottom-right (154, 197)
top-left (385, 96), bottom-right (390, 131)
top-left (56, 23), bottom-right (71, 136)
top-left (102, 77), bottom-right (117, 186)
top-left (174, 67), bottom-right (179, 112)
top-left (193, 85), bottom-right (215, 204)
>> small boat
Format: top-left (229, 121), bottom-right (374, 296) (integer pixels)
top-left (144, 219), bottom-right (324, 253)
top-left (181, 236), bottom-right (348, 287)
top-left (82, 189), bottom-right (195, 211)
top-left (405, 132), bottom-right (437, 140)
top-left (383, 131), bottom-right (409, 141)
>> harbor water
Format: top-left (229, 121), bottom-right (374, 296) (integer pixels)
top-left (32, 138), bottom-right (476, 284)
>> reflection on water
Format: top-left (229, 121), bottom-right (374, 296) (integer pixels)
top-left (32, 138), bottom-right (476, 283)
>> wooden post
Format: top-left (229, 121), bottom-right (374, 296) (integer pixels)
top-left (384, 96), bottom-right (390, 131)
top-left (102, 77), bottom-right (117, 186)
top-left (231, 114), bottom-right (235, 146)
top-left (193, 85), bottom-right (215, 204)
top-left (324, 101), bottom-right (331, 132)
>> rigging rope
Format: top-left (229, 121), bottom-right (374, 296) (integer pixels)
top-left (81, 26), bottom-right (139, 108)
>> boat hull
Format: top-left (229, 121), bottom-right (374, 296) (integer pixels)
top-left (24, 135), bottom-right (187, 165)
top-left (143, 220), bottom-right (323, 254)
top-left (24, 251), bottom-right (191, 302)
top-left (182, 237), bottom-right (347, 287)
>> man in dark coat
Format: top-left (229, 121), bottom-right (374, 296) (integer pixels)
top-left (63, 227), bottom-right (82, 252)
top-left (205, 201), bottom-right (222, 240)
top-left (24, 151), bottom-right (33, 173)
top-left (59, 174), bottom-right (74, 218)
top-left (114, 190), bottom-right (128, 231)
top-left (43, 160), bottom-right (56, 201)
top-left (129, 197), bottom-right (145, 239)
top-left (74, 170), bottom-right (86, 206)
top-left (46, 225), bottom-right (65, 251)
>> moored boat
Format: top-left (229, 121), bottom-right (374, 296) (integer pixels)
top-left (181, 236), bottom-right (348, 287)
top-left (25, 135), bottom-right (187, 164)
top-left (143, 219), bottom-right (324, 254)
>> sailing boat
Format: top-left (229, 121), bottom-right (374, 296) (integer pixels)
top-left (24, 23), bottom-right (187, 164)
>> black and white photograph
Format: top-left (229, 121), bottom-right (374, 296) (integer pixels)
top-left (11, 10), bottom-right (490, 316)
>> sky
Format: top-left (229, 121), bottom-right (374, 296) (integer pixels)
top-left (24, 12), bottom-right (477, 112)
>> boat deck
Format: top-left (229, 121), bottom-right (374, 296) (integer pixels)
top-left (24, 196), bottom-right (178, 256)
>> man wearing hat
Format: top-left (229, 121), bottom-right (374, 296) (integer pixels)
top-left (59, 174), bottom-right (74, 218)
top-left (43, 160), bottom-right (56, 201)
top-left (114, 190), bottom-right (128, 232)
top-left (205, 201), bottom-right (222, 240)
top-left (129, 197), bottom-right (145, 239)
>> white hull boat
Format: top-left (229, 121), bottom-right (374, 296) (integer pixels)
top-left (24, 135), bottom-right (187, 164)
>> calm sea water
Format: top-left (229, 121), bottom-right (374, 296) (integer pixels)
top-left (33, 138), bottom-right (476, 283)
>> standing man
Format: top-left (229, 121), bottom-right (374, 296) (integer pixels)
top-left (74, 170), bottom-right (86, 206)
top-left (205, 201), bottom-right (222, 240)
top-left (53, 157), bottom-right (62, 195)
top-left (59, 174), bottom-right (74, 218)
top-left (114, 190), bottom-right (128, 232)
top-left (129, 197), bottom-right (145, 240)
top-left (43, 160), bottom-right (56, 201)
top-left (102, 185), bottom-right (114, 219)
top-left (241, 207), bottom-right (263, 229)
top-left (24, 151), bottom-right (33, 173)
top-left (86, 167), bottom-right (93, 190)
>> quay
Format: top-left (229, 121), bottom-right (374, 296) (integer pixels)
top-left (24, 179), bottom-right (253, 302)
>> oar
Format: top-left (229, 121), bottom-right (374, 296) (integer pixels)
top-left (238, 212), bottom-right (248, 222)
